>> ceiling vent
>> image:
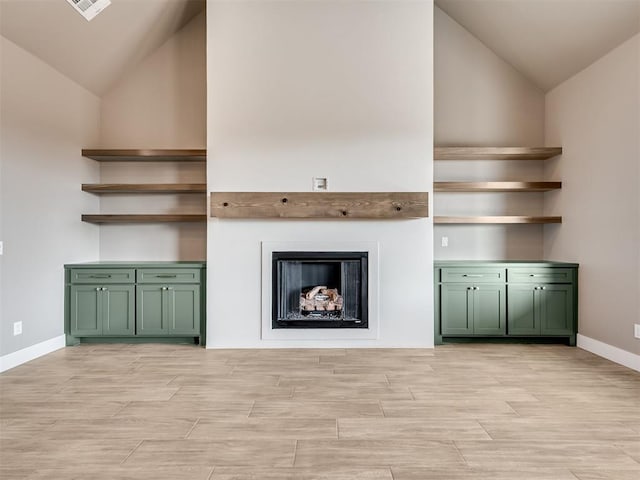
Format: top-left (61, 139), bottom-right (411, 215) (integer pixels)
top-left (66, 0), bottom-right (111, 21)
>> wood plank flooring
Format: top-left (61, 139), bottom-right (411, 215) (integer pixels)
top-left (1, 344), bottom-right (638, 479)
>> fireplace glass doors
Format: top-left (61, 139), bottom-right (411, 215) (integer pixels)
top-left (272, 251), bottom-right (368, 329)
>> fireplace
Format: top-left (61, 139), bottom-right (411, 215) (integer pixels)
top-left (261, 241), bottom-right (379, 341)
top-left (272, 251), bottom-right (368, 329)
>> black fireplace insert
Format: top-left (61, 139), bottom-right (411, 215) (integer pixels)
top-left (272, 251), bottom-right (368, 329)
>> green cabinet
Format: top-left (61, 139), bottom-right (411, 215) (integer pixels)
top-left (137, 285), bottom-right (167, 335)
top-left (440, 267), bottom-right (505, 284)
top-left (69, 268), bottom-right (135, 284)
top-left (540, 285), bottom-right (574, 335)
top-left (441, 284), bottom-right (505, 335)
top-left (509, 284), bottom-right (573, 336)
top-left (505, 284), bottom-right (539, 335)
top-left (440, 284), bottom-right (472, 335)
top-left (70, 285), bottom-right (134, 336)
top-left (65, 262), bottom-right (205, 344)
top-left (70, 285), bottom-right (101, 336)
top-left (169, 285), bottom-right (200, 335)
top-left (137, 284), bottom-right (200, 336)
top-left (435, 261), bottom-right (578, 345)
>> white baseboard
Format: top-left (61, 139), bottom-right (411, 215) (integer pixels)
top-left (577, 334), bottom-right (640, 372)
top-left (0, 335), bottom-right (66, 373)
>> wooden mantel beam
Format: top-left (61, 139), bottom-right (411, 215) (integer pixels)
top-left (210, 192), bottom-right (429, 219)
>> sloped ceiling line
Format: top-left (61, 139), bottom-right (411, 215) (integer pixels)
top-left (2, 1), bottom-right (639, 96)
top-left (0, 0), bottom-right (205, 96)
top-left (436, 0), bottom-right (640, 92)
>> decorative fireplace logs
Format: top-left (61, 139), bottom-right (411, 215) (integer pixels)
top-left (300, 286), bottom-right (343, 312)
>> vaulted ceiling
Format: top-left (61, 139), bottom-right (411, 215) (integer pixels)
top-left (436, 0), bottom-right (640, 91)
top-left (1, 1), bottom-right (638, 97)
top-left (0, 0), bottom-right (205, 96)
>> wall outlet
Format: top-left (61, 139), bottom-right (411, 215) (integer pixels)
top-left (0, 240), bottom-right (3, 255)
top-left (13, 321), bottom-right (22, 336)
top-left (635, 324), bottom-right (640, 339)
top-left (441, 236), bottom-right (449, 247)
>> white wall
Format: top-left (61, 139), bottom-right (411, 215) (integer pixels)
top-left (434, 7), bottom-right (547, 260)
top-left (0, 36), bottom-right (101, 357)
top-left (206, 0), bottom-right (433, 347)
top-left (544, 34), bottom-right (640, 356)
top-left (98, 11), bottom-right (206, 261)
top-left (100, 10), bottom-right (206, 148)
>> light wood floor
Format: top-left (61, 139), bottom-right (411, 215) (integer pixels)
top-left (1, 343), bottom-right (638, 479)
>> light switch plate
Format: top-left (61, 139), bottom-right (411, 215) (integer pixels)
top-left (0, 241), bottom-right (3, 255)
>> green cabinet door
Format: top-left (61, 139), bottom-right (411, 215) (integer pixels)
top-left (540, 284), bottom-right (574, 336)
top-left (440, 284), bottom-right (473, 335)
top-left (167, 285), bottom-right (200, 335)
top-left (507, 285), bottom-right (539, 335)
top-left (472, 284), bottom-right (506, 335)
top-left (70, 285), bottom-right (133, 336)
top-left (137, 284), bottom-right (200, 336)
top-left (137, 285), bottom-right (168, 335)
top-left (441, 284), bottom-right (505, 335)
top-left (102, 285), bottom-right (134, 335)
top-left (508, 284), bottom-right (573, 336)
top-left (70, 285), bottom-right (101, 336)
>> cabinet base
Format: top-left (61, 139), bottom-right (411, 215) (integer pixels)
top-left (437, 336), bottom-right (576, 346)
top-left (67, 336), bottom-right (202, 346)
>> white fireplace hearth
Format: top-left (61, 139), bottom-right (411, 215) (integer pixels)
top-left (207, 218), bottom-right (432, 348)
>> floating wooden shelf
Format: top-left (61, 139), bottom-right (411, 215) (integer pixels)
top-left (435, 216), bottom-right (562, 224)
top-left (82, 184), bottom-right (206, 194)
top-left (82, 214), bottom-right (207, 224)
top-left (434, 182), bottom-right (562, 192)
top-left (210, 192), bottom-right (429, 219)
top-left (434, 147), bottom-right (562, 160)
top-left (82, 149), bottom-right (206, 162)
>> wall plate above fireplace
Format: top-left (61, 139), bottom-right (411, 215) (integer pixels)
top-left (312, 177), bottom-right (328, 191)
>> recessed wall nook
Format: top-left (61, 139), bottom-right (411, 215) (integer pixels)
top-left (81, 149), bottom-right (207, 224)
top-left (433, 146), bottom-right (563, 224)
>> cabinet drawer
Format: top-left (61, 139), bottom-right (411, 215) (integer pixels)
top-left (136, 268), bottom-right (201, 284)
top-left (440, 268), bottom-right (505, 283)
top-left (508, 268), bottom-right (574, 284)
top-left (70, 269), bottom-right (135, 284)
